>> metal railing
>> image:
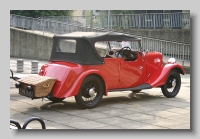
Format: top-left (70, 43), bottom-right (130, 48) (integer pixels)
top-left (10, 13), bottom-right (190, 34)
top-left (110, 12), bottom-right (190, 29)
top-left (141, 37), bottom-right (190, 61)
top-left (10, 14), bottom-right (190, 62)
top-left (39, 12), bottom-right (190, 29)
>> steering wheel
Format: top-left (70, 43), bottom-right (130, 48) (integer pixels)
top-left (115, 46), bottom-right (132, 58)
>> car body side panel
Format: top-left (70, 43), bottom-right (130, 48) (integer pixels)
top-left (58, 58), bottom-right (121, 97)
top-left (94, 58), bottom-right (120, 89)
top-left (145, 64), bottom-right (184, 87)
top-left (39, 55), bottom-right (184, 99)
top-left (119, 53), bottom-right (144, 88)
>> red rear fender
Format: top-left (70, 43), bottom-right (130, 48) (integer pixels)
top-left (56, 69), bottom-right (108, 98)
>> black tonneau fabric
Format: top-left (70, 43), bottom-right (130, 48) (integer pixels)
top-left (50, 32), bottom-right (141, 65)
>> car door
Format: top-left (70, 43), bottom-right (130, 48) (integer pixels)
top-left (102, 58), bottom-right (120, 89)
top-left (119, 52), bottom-right (144, 88)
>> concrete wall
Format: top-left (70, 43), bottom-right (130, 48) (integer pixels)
top-left (10, 27), bottom-right (54, 60)
top-left (10, 27), bottom-right (190, 61)
top-left (10, 27), bottom-right (107, 60)
top-left (115, 28), bottom-right (190, 44)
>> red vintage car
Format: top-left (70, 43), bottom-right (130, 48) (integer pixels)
top-left (16, 32), bottom-right (185, 109)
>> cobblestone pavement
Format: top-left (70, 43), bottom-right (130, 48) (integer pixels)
top-left (10, 57), bottom-right (190, 129)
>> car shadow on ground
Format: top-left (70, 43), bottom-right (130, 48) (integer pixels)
top-left (11, 89), bottom-right (190, 119)
top-left (36, 91), bottom-right (189, 110)
top-left (38, 92), bottom-right (162, 109)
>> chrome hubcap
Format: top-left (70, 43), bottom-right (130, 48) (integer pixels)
top-left (167, 79), bottom-right (176, 93)
top-left (81, 79), bottom-right (99, 103)
top-left (172, 79), bottom-right (176, 87)
top-left (89, 87), bottom-right (96, 97)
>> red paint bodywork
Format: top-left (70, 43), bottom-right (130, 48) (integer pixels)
top-left (38, 51), bottom-right (184, 99)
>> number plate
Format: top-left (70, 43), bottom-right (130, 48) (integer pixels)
top-left (19, 88), bottom-right (34, 99)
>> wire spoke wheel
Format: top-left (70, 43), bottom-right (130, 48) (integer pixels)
top-left (161, 70), bottom-right (181, 98)
top-left (81, 80), bottom-right (99, 103)
top-left (75, 75), bottom-right (104, 109)
top-left (166, 77), bottom-right (177, 93)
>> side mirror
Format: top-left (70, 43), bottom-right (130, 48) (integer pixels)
top-left (109, 51), bottom-right (114, 55)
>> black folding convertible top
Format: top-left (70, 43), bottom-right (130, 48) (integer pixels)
top-left (50, 32), bottom-right (141, 65)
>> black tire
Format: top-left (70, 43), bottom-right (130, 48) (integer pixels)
top-left (48, 97), bottom-right (65, 103)
top-left (131, 89), bottom-right (142, 93)
top-left (75, 75), bottom-right (104, 109)
top-left (22, 117), bottom-right (46, 129)
top-left (161, 70), bottom-right (181, 98)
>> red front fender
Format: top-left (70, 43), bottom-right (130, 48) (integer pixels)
top-left (56, 69), bottom-right (108, 98)
top-left (145, 64), bottom-right (184, 88)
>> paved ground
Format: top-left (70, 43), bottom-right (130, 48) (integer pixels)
top-left (10, 57), bottom-right (190, 129)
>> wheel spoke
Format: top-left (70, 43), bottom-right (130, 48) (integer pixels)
top-left (80, 79), bottom-right (99, 104)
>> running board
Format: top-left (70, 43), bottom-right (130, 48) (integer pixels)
top-left (108, 83), bottom-right (152, 92)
